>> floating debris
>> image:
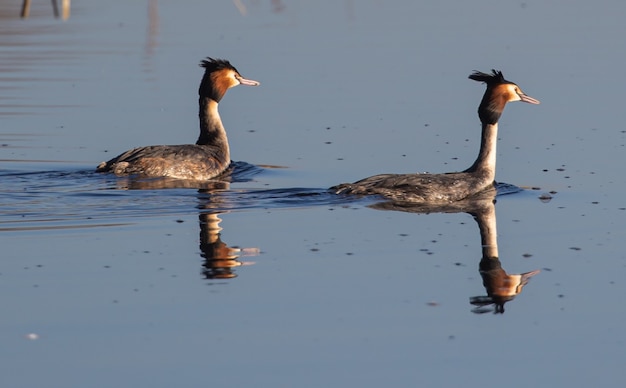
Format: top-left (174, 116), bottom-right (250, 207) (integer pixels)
top-left (539, 193), bottom-right (552, 202)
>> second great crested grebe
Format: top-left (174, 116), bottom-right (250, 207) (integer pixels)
top-left (96, 58), bottom-right (259, 180)
top-left (331, 70), bottom-right (540, 202)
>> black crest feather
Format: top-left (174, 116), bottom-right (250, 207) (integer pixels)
top-left (199, 57), bottom-right (237, 73)
top-left (468, 69), bottom-right (510, 85)
top-left (469, 69), bottom-right (513, 125)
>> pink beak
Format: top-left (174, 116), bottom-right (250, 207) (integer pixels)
top-left (238, 76), bottom-right (260, 86)
top-left (519, 93), bottom-right (540, 104)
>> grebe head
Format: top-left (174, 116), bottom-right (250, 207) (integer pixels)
top-left (199, 57), bottom-right (260, 102)
top-left (469, 70), bottom-right (539, 124)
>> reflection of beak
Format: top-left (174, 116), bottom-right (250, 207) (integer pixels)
top-left (517, 269), bottom-right (541, 292)
top-left (519, 93), bottom-right (540, 104)
top-left (238, 76), bottom-right (260, 86)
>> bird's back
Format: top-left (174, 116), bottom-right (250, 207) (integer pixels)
top-left (96, 144), bottom-right (229, 180)
top-left (331, 171), bottom-right (495, 203)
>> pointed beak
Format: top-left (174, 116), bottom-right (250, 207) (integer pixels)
top-left (519, 93), bottom-right (540, 105)
top-left (237, 76), bottom-right (260, 86)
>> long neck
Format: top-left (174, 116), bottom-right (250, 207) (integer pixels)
top-left (464, 121), bottom-right (498, 181)
top-left (197, 97), bottom-right (230, 158)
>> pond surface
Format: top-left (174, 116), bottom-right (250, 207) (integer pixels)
top-left (2, 1), bottom-right (626, 387)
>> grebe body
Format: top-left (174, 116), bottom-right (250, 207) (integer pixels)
top-left (96, 58), bottom-right (259, 180)
top-left (331, 70), bottom-right (539, 203)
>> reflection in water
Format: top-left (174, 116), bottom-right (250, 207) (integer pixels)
top-left (197, 185), bottom-right (260, 280)
top-left (143, 0), bottom-right (159, 75)
top-left (233, 0), bottom-right (286, 16)
top-left (88, 168), bottom-right (538, 301)
top-left (110, 174), bottom-right (260, 280)
top-left (21, 0), bottom-right (70, 20)
top-left (198, 211), bottom-right (258, 279)
top-left (371, 187), bottom-right (539, 314)
top-left (104, 161), bottom-right (263, 190)
top-left (107, 176), bottom-right (232, 191)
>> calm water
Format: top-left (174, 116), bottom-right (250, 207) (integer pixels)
top-left (2, 1), bottom-right (626, 387)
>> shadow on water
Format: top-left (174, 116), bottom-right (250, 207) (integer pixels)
top-left (370, 186), bottom-right (539, 314)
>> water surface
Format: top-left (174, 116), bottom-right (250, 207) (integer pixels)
top-left (2, 1), bottom-right (626, 387)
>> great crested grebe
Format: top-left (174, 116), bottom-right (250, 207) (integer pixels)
top-left (331, 70), bottom-right (539, 202)
top-left (96, 57), bottom-right (260, 180)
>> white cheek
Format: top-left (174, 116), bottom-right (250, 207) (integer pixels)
top-left (228, 76), bottom-right (240, 88)
top-left (509, 85), bottom-right (525, 102)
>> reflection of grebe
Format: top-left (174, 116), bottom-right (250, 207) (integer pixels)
top-left (199, 212), bottom-right (259, 279)
top-left (97, 58), bottom-right (259, 180)
top-left (332, 70), bottom-right (539, 203)
top-left (370, 188), bottom-right (539, 314)
top-left (471, 260), bottom-right (540, 314)
top-left (467, 194), bottom-right (540, 314)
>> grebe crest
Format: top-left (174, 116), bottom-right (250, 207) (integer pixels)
top-left (199, 58), bottom-right (260, 102)
top-left (331, 69), bottom-right (539, 203)
top-left (469, 70), bottom-right (539, 124)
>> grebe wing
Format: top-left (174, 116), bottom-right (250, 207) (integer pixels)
top-left (332, 172), bottom-right (483, 203)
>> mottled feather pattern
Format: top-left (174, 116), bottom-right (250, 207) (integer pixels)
top-left (332, 171), bottom-right (495, 203)
top-left (97, 144), bottom-right (228, 181)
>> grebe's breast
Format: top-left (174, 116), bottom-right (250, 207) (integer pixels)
top-left (97, 144), bottom-right (230, 180)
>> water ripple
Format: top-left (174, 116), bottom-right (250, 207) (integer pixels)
top-left (0, 164), bottom-right (360, 231)
top-left (0, 164), bottom-right (521, 232)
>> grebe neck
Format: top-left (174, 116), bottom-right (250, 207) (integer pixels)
top-left (464, 121), bottom-right (498, 181)
top-left (197, 97), bottom-right (230, 158)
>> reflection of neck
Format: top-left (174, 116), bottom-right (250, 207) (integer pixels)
top-left (200, 212), bottom-right (223, 246)
top-left (472, 200), bottom-right (498, 259)
top-left (464, 122), bottom-right (498, 183)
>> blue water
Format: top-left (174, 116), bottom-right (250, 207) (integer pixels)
top-left (2, 1), bottom-right (626, 387)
